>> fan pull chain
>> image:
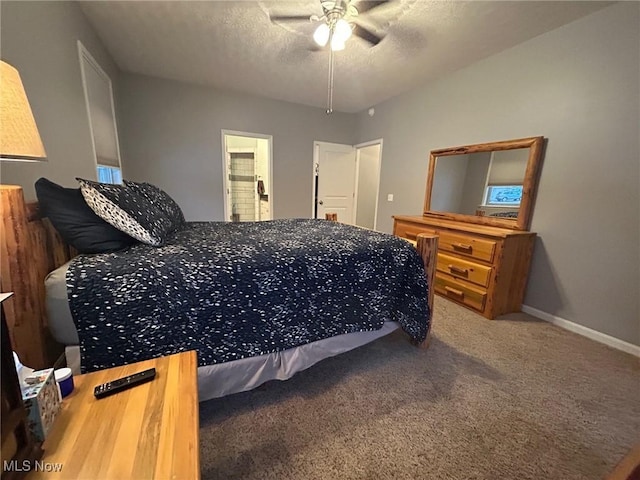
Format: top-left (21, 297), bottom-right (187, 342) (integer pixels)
top-left (326, 46), bottom-right (334, 114)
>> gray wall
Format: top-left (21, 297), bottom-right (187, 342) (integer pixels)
top-left (117, 73), bottom-right (356, 221)
top-left (430, 154), bottom-right (469, 213)
top-left (0, 1), bottom-right (119, 199)
top-left (355, 2), bottom-right (640, 346)
top-left (460, 152), bottom-right (491, 215)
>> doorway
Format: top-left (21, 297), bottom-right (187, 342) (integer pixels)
top-left (354, 141), bottom-right (382, 230)
top-left (222, 131), bottom-right (273, 222)
top-left (312, 139), bottom-right (382, 229)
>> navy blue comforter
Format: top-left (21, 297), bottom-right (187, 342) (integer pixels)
top-left (67, 219), bottom-right (429, 372)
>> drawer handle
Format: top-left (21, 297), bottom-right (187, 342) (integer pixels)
top-left (452, 242), bottom-right (472, 252)
top-left (444, 286), bottom-right (465, 298)
top-left (448, 264), bottom-right (469, 276)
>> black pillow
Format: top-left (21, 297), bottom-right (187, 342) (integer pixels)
top-left (34, 178), bottom-right (137, 254)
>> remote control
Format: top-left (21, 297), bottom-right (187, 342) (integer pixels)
top-left (94, 368), bottom-right (156, 399)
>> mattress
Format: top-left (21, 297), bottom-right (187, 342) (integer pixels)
top-left (45, 260), bottom-right (78, 346)
top-left (46, 262), bottom-right (399, 402)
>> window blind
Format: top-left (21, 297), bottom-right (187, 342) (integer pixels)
top-left (81, 52), bottom-right (120, 168)
top-left (487, 148), bottom-right (529, 185)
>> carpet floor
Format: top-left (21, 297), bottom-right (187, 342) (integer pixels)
top-left (199, 297), bottom-right (640, 480)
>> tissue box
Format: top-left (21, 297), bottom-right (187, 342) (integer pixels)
top-left (21, 368), bottom-right (60, 442)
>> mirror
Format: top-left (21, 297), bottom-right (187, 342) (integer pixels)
top-left (423, 136), bottom-right (545, 231)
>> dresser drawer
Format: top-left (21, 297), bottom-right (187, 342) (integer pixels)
top-left (438, 231), bottom-right (496, 263)
top-left (434, 273), bottom-right (487, 312)
top-left (437, 253), bottom-right (492, 288)
top-left (394, 220), bottom-right (437, 241)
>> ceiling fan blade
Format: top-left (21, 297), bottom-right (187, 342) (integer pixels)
top-left (354, 1), bottom-right (390, 14)
top-left (270, 14), bottom-right (313, 22)
top-left (352, 24), bottom-right (384, 46)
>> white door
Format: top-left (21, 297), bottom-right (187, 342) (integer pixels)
top-left (314, 141), bottom-right (356, 224)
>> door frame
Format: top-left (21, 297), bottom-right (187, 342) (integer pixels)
top-left (311, 142), bottom-right (320, 218)
top-left (353, 138), bottom-right (383, 230)
top-left (312, 139), bottom-right (383, 228)
top-left (221, 130), bottom-right (273, 222)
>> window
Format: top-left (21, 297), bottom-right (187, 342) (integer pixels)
top-left (97, 166), bottom-right (122, 184)
top-left (484, 185), bottom-right (523, 206)
top-left (78, 42), bottom-right (122, 184)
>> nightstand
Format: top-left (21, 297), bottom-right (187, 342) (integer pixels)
top-left (1, 292), bottom-right (43, 478)
top-left (28, 351), bottom-right (200, 479)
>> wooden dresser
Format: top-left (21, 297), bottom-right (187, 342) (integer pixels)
top-left (393, 215), bottom-right (536, 319)
top-left (395, 136), bottom-right (545, 319)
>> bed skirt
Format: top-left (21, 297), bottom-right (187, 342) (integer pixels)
top-left (65, 322), bottom-right (399, 402)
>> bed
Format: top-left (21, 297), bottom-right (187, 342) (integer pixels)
top-left (0, 184), bottom-right (438, 402)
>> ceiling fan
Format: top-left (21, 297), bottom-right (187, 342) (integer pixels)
top-left (270, 0), bottom-right (392, 51)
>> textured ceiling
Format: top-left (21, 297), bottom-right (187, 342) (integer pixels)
top-left (79, 1), bottom-right (613, 113)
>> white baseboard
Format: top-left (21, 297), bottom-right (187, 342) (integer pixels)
top-left (521, 305), bottom-right (640, 357)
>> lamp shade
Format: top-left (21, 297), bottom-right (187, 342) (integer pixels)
top-left (0, 61), bottom-right (46, 162)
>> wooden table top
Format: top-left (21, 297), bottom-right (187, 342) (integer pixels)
top-left (29, 351), bottom-right (200, 480)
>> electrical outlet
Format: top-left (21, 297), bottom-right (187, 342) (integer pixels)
top-left (387, 194), bottom-right (394, 202)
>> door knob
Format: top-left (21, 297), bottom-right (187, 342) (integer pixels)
top-left (318, 200), bottom-right (324, 205)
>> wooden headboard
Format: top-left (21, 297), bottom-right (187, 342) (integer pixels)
top-left (0, 185), bottom-right (75, 369)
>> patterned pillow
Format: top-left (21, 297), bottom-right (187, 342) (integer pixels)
top-left (77, 178), bottom-right (174, 247)
top-left (123, 180), bottom-right (185, 233)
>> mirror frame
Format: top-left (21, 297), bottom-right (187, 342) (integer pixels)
top-left (423, 136), bottom-right (545, 231)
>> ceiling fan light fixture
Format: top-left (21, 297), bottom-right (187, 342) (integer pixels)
top-left (334, 19), bottom-right (352, 43)
top-left (330, 38), bottom-right (346, 51)
top-left (313, 23), bottom-right (330, 47)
